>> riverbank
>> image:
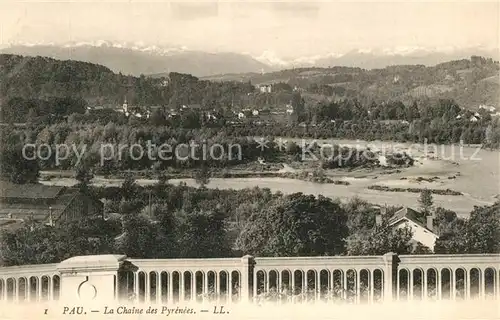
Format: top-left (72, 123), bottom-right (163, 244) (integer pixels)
top-left (38, 139), bottom-right (499, 217)
top-left (367, 185), bottom-right (463, 196)
top-left (40, 164), bottom-right (403, 186)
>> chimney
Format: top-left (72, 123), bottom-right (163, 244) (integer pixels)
top-left (426, 215), bottom-right (434, 231)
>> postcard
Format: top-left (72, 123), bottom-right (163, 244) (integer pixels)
top-left (0, 1), bottom-right (499, 319)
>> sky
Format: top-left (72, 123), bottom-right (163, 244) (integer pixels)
top-left (0, 0), bottom-right (498, 59)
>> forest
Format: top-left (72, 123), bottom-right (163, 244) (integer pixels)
top-left (0, 177), bottom-right (498, 266)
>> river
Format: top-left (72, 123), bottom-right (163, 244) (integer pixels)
top-left (41, 139), bottom-right (499, 217)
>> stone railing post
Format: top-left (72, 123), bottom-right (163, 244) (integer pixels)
top-left (383, 252), bottom-right (399, 302)
top-left (56, 255), bottom-right (126, 306)
top-left (240, 255), bottom-right (255, 303)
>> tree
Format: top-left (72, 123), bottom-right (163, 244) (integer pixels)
top-left (74, 163), bottom-right (94, 191)
top-left (154, 173), bottom-right (169, 197)
top-left (434, 225), bottom-right (468, 254)
top-left (150, 203), bottom-right (177, 255)
top-left (55, 218), bottom-right (119, 260)
top-left (412, 243), bottom-right (433, 254)
top-left (118, 199), bottom-right (143, 215)
top-left (194, 165), bottom-right (211, 188)
top-left (464, 202), bottom-right (500, 253)
top-left (432, 207), bottom-right (459, 236)
top-left (157, 173), bottom-right (168, 186)
top-left (175, 209), bottom-right (231, 258)
top-left (343, 197), bottom-right (378, 233)
top-left (236, 193), bottom-right (348, 256)
top-left (121, 174), bottom-right (138, 200)
top-left (0, 225), bottom-right (58, 266)
top-left (406, 101), bottom-right (420, 121)
top-left (0, 141), bottom-right (40, 184)
top-left (418, 189), bottom-right (433, 216)
top-left (291, 92), bottom-right (305, 122)
top-left (434, 202), bottom-right (500, 254)
top-left (149, 109), bottom-right (167, 126)
top-left (116, 214), bottom-right (162, 258)
top-left (0, 218), bottom-right (119, 266)
top-left (345, 223), bottom-right (414, 255)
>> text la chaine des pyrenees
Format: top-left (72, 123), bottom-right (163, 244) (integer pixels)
top-left (103, 305), bottom-right (195, 315)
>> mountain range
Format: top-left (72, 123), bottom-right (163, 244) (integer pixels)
top-left (0, 41), bottom-right (498, 77)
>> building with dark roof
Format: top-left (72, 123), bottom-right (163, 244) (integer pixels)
top-left (386, 207), bottom-right (439, 251)
top-left (0, 182), bottom-right (103, 231)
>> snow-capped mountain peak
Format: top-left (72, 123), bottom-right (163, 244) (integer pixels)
top-left (254, 51), bottom-right (345, 68)
top-left (4, 40), bottom-right (190, 56)
top-left (254, 50), bottom-right (290, 67)
top-left (2, 40), bottom-right (497, 74)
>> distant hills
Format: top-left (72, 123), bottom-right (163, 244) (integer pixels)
top-left (310, 47), bottom-right (499, 70)
top-left (199, 57), bottom-right (500, 110)
top-left (0, 52), bottom-right (498, 114)
top-left (0, 54), bottom-right (255, 118)
top-left (1, 42), bottom-right (498, 77)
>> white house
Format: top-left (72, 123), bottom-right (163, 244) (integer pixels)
top-left (286, 104), bottom-right (294, 115)
top-left (252, 109), bottom-right (259, 116)
top-left (238, 112), bottom-right (246, 119)
top-left (259, 85), bottom-right (272, 93)
top-left (386, 207), bottom-right (439, 251)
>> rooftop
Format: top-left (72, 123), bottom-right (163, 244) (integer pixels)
top-left (389, 207), bottom-right (426, 228)
top-left (0, 182), bottom-right (89, 227)
top-left (0, 192), bottom-right (77, 221)
top-left (0, 181), bottom-right (65, 200)
top-left (388, 207), bottom-right (439, 236)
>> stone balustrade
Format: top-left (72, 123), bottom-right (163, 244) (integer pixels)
top-left (0, 263), bottom-right (60, 302)
top-left (396, 254), bottom-right (500, 301)
top-left (0, 253), bottom-right (498, 304)
top-left (251, 255), bottom-right (389, 304)
top-left (120, 256), bottom-right (251, 304)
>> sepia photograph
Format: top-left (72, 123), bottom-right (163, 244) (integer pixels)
top-left (0, 0), bottom-right (498, 319)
